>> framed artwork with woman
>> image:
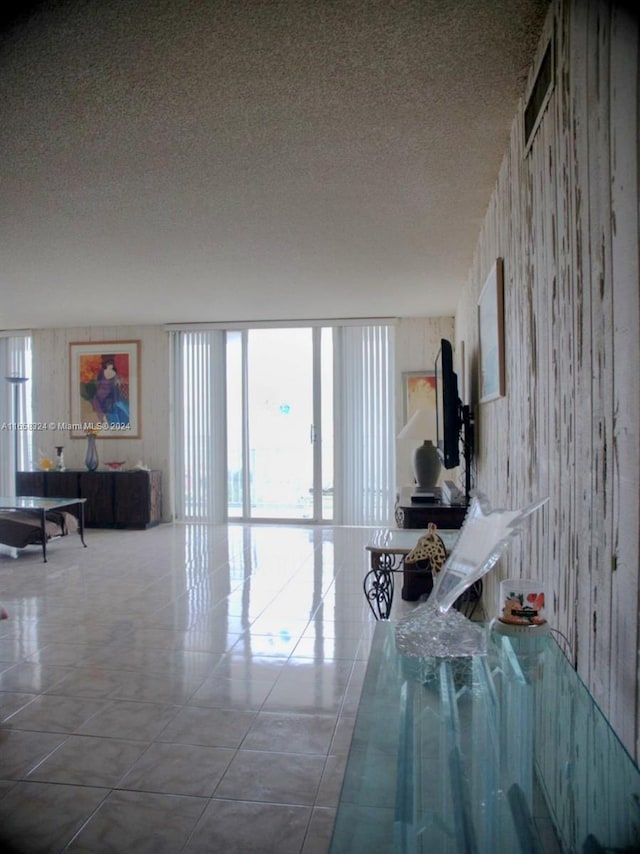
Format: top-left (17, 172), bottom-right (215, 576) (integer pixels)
top-left (69, 340), bottom-right (141, 437)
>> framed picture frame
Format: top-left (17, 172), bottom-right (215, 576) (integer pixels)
top-left (402, 371), bottom-right (437, 425)
top-left (478, 259), bottom-right (506, 403)
top-left (69, 340), bottom-right (141, 437)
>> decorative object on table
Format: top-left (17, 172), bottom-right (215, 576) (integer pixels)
top-left (397, 408), bottom-right (441, 490)
top-left (395, 491), bottom-right (548, 658)
top-left (498, 578), bottom-right (546, 626)
top-left (69, 340), bottom-right (140, 438)
top-left (404, 523), bottom-right (447, 573)
top-left (55, 446), bottom-right (65, 471)
top-left (132, 460), bottom-right (150, 471)
top-left (39, 456), bottom-right (55, 471)
top-left (84, 429), bottom-right (99, 471)
top-left (105, 461), bottom-right (126, 470)
top-left (478, 258), bottom-right (506, 403)
top-left (490, 577), bottom-right (550, 644)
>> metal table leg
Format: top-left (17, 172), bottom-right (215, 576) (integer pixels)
top-left (77, 501), bottom-right (87, 548)
top-left (40, 507), bottom-right (47, 562)
top-left (363, 550), bottom-right (404, 620)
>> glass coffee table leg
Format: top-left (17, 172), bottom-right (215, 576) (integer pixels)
top-left (78, 502), bottom-right (87, 548)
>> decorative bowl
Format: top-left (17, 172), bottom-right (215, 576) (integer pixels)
top-left (105, 461), bottom-right (126, 470)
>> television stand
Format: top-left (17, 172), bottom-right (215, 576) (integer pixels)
top-left (395, 487), bottom-right (467, 530)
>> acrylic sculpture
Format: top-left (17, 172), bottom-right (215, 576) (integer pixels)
top-left (395, 491), bottom-right (548, 658)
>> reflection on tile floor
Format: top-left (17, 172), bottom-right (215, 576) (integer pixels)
top-left (0, 523), bottom-right (417, 853)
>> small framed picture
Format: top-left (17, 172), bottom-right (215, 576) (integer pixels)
top-left (478, 259), bottom-right (506, 403)
top-left (402, 371), bottom-right (437, 423)
top-left (69, 340), bottom-right (141, 437)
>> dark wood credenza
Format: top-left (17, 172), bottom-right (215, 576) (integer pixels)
top-left (17, 470), bottom-right (162, 529)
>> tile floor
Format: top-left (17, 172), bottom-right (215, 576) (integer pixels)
top-left (0, 522), bottom-right (416, 853)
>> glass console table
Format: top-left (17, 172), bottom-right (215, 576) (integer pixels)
top-left (330, 621), bottom-right (640, 853)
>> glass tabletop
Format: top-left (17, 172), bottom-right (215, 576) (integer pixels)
top-left (366, 528), bottom-right (460, 553)
top-left (330, 621), bottom-right (640, 853)
top-left (0, 496), bottom-right (86, 510)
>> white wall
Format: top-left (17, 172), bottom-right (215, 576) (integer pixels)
top-left (455, 0), bottom-right (640, 757)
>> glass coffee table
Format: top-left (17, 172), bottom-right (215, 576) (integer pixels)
top-left (0, 496), bottom-right (87, 562)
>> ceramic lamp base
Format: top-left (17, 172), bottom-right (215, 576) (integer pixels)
top-left (413, 440), bottom-right (441, 489)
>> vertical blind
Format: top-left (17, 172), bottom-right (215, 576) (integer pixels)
top-left (0, 334), bottom-right (33, 497)
top-left (170, 322), bottom-right (395, 526)
top-left (333, 324), bottom-right (396, 525)
top-left (170, 330), bottom-right (226, 522)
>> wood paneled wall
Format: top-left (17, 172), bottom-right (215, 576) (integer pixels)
top-left (456, 0), bottom-right (640, 757)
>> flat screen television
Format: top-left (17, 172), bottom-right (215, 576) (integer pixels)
top-left (435, 338), bottom-right (461, 469)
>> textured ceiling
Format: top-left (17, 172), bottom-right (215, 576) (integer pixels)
top-left (0, 0), bottom-right (548, 330)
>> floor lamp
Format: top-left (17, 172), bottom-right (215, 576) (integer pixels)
top-left (5, 375), bottom-right (29, 492)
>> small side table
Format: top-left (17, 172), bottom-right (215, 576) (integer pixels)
top-left (364, 529), bottom-right (459, 620)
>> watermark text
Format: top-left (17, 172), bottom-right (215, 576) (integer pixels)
top-left (1, 422), bottom-right (132, 432)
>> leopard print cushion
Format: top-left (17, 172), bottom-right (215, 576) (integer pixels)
top-left (404, 522), bottom-right (447, 573)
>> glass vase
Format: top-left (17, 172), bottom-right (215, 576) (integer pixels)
top-left (85, 435), bottom-right (99, 471)
top-left (55, 445), bottom-right (65, 471)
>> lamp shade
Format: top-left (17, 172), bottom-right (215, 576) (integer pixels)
top-left (397, 408), bottom-right (434, 441)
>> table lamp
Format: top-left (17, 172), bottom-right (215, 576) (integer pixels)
top-left (397, 408), bottom-right (441, 489)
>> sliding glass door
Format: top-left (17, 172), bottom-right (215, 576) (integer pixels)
top-left (171, 321), bottom-right (394, 526)
top-left (227, 327), bottom-right (333, 521)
